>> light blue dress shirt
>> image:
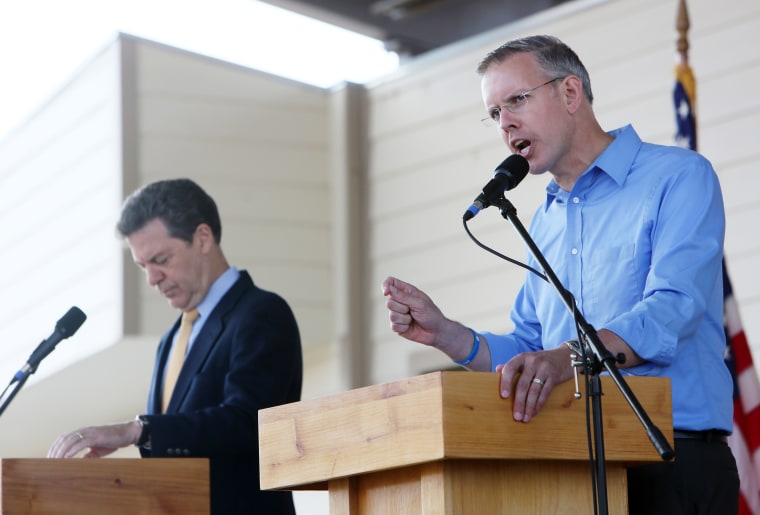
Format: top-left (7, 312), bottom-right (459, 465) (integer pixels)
top-left (483, 125), bottom-right (733, 432)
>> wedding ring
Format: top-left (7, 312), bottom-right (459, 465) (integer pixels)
top-left (532, 377), bottom-right (545, 386)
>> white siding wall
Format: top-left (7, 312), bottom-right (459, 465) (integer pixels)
top-left (125, 37), bottom-right (334, 356)
top-left (365, 0), bottom-right (760, 384)
top-left (0, 41), bottom-right (125, 454)
top-left (125, 36), bottom-right (340, 401)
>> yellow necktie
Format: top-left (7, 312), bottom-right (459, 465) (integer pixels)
top-left (162, 308), bottom-right (199, 412)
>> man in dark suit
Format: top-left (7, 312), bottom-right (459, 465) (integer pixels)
top-left (49, 178), bottom-right (302, 514)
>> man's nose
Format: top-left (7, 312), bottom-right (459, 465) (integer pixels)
top-left (145, 265), bottom-right (163, 286)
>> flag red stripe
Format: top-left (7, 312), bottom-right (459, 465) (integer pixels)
top-left (738, 395), bottom-right (760, 455)
top-left (741, 492), bottom-right (752, 515)
top-left (734, 331), bottom-right (753, 374)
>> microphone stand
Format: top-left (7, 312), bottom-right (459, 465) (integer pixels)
top-left (0, 371), bottom-right (32, 419)
top-left (493, 195), bottom-right (674, 514)
top-left (0, 332), bottom-right (69, 419)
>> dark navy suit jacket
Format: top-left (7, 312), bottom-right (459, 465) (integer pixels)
top-left (140, 270), bottom-right (302, 515)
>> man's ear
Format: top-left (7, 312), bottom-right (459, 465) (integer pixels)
top-left (562, 75), bottom-right (584, 114)
top-left (193, 223), bottom-right (215, 252)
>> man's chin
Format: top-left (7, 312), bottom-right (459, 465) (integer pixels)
top-left (166, 297), bottom-right (187, 311)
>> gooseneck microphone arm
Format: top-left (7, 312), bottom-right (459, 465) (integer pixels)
top-left (0, 306), bottom-right (87, 419)
top-left (491, 195), bottom-right (674, 515)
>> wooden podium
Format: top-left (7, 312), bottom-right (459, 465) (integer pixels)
top-left (259, 371), bottom-right (672, 514)
top-left (0, 458), bottom-right (209, 514)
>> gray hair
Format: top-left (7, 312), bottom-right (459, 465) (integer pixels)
top-left (116, 178), bottom-right (222, 244)
top-left (476, 35), bottom-right (594, 104)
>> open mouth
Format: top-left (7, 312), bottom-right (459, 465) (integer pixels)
top-left (513, 139), bottom-right (531, 155)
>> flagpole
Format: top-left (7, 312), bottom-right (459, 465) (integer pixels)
top-left (675, 0), bottom-right (698, 151)
top-left (676, 0), bottom-right (690, 67)
top-left (674, 0), bottom-right (698, 152)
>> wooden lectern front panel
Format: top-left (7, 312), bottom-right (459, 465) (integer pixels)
top-left (327, 459), bottom-right (627, 514)
top-left (0, 458), bottom-right (209, 514)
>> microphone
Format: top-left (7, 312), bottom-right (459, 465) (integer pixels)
top-left (463, 154), bottom-right (529, 221)
top-left (14, 306), bottom-right (87, 380)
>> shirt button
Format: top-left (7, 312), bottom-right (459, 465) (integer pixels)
top-left (571, 248), bottom-right (578, 255)
top-left (572, 197), bottom-right (580, 204)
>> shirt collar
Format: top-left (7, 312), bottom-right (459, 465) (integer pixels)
top-left (195, 266), bottom-right (240, 320)
top-left (545, 124), bottom-right (642, 207)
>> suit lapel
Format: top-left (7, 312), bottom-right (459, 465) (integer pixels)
top-left (147, 320), bottom-right (180, 414)
top-left (163, 272), bottom-right (253, 412)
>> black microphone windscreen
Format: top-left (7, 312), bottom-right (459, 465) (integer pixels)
top-left (494, 154), bottom-right (529, 191)
top-left (56, 307), bottom-right (87, 338)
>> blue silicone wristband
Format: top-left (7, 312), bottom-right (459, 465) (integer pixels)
top-left (454, 328), bottom-right (480, 366)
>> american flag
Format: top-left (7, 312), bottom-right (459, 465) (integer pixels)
top-left (724, 269), bottom-right (760, 514)
top-left (675, 58), bottom-right (760, 514)
top-left (673, 62), bottom-right (696, 151)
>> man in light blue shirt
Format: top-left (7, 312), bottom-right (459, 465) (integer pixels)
top-left (485, 123), bottom-right (731, 433)
top-left (382, 35), bottom-right (738, 514)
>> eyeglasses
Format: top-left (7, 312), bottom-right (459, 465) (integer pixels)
top-left (481, 77), bottom-right (564, 127)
